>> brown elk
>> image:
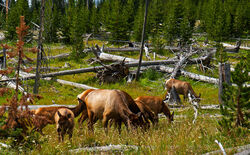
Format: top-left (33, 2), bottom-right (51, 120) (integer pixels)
top-left (83, 89), bottom-right (142, 133)
top-left (165, 78), bottom-right (201, 102)
top-left (77, 89), bottom-right (96, 126)
top-left (77, 89), bottom-right (149, 131)
top-left (32, 96), bottom-right (86, 135)
top-left (134, 96), bottom-right (174, 124)
top-left (134, 100), bottom-right (158, 126)
top-left (54, 108), bottom-right (74, 142)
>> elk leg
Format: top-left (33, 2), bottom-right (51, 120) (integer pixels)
top-left (103, 111), bottom-right (112, 134)
top-left (87, 111), bottom-right (95, 132)
top-left (67, 127), bottom-right (73, 141)
top-left (78, 112), bottom-right (88, 127)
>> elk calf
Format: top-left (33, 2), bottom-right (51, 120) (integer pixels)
top-left (54, 108), bottom-right (74, 142)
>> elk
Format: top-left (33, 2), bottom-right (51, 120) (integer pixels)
top-left (134, 100), bottom-right (158, 127)
top-left (54, 108), bottom-right (74, 142)
top-left (32, 96), bottom-right (86, 135)
top-left (165, 78), bottom-right (201, 102)
top-left (78, 89), bottom-right (149, 131)
top-left (134, 96), bottom-right (174, 124)
top-left (77, 89), bottom-right (96, 126)
top-left (83, 89), bottom-right (143, 133)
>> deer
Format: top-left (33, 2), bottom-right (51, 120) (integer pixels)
top-left (54, 108), bottom-right (74, 142)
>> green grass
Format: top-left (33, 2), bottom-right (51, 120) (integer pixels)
top-left (0, 43), bottom-right (249, 154)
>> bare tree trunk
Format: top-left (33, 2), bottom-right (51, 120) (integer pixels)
top-left (218, 63), bottom-right (231, 104)
top-left (33, 0), bottom-right (45, 94)
top-left (5, 0), bottom-right (8, 20)
top-left (2, 47), bottom-right (6, 69)
top-left (136, 0), bottom-right (149, 81)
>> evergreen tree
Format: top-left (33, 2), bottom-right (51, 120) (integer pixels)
top-left (44, 0), bottom-right (60, 43)
top-left (70, 1), bottom-right (89, 60)
top-left (106, 0), bottom-right (129, 43)
top-left (219, 54), bottom-right (250, 130)
top-left (133, 0), bottom-right (145, 42)
top-left (164, 0), bottom-right (184, 45)
top-left (5, 0), bottom-right (30, 40)
top-left (61, 0), bottom-right (75, 43)
top-left (0, 0), bottom-right (5, 29)
top-left (233, 2), bottom-right (248, 38)
top-left (90, 4), bottom-right (100, 34)
top-left (123, 0), bottom-right (136, 36)
top-left (31, 0), bottom-right (40, 28)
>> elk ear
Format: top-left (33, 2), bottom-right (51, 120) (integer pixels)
top-left (57, 111), bottom-right (62, 117)
top-left (67, 113), bottom-right (71, 119)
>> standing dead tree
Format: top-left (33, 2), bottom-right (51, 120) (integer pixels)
top-left (34, 0), bottom-right (45, 94)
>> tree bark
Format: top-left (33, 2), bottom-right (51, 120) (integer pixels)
top-left (136, 0), bottom-right (149, 81)
top-left (2, 47), bottom-right (6, 69)
top-left (33, 0), bottom-right (45, 94)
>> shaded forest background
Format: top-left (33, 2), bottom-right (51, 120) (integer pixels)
top-left (0, 0), bottom-right (249, 45)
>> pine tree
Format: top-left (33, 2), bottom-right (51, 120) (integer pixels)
top-left (106, 0), bottom-right (129, 43)
top-left (0, 0), bottom-right (5, 29)
top-left (233, 2), bottom-right (247, 38)
top-left (5, 1), bottom-right (18, 39)
top-left (164, 0), bottom-right (184, 45)
top-left (219, 54), bottom-right (250, 130)
top-left (5, 0), bottom-right (30, 40)
top-left (70, 1), bottom-right (89, 60)
top-left (44, 0), bottom-right (60, 43)
top-left (90, 4), bottom-right (100, 34)
top-left (30, 0), bottom-right (40, 27)
top-left (133, 0), bottom-right (145, 42)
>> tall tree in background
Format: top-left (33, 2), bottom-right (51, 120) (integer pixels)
top-left (44, 0), bottom-right (60, 43)
top-left (133, 0), bottom-right (145, 42)
top-left (90, 3), bottom-right (100, 34)
top-left (233, 2), bottom-right (248, 38)
top-left (30, 0), bottom-right (40, 27)
top-left (164, 0), bottom-right (184, 45)
top-left (61, 0), bottom-right (75, 43)
top-left (70, 1), bottom-right (88, 60)
top-left (0, 0), bottom-right (5, 29)
top-left (148, 0), bottom-right (165, 53)
top-left (106, 0), bottom-right (129, 43)
top-left (5, 0), bottom-right (30, 40)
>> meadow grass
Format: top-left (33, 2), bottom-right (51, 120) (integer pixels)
top-left (0, 43), bottom-right (249, 154)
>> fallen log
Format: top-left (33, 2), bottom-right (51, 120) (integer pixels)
top-left (171, 50), bottom-right (198, 78)
top-left (0, 75), bottom-right (26, 94)
top-left (203, 144), bottom-right (250, 155)
top-left (56, 79), bottom-right (97, 90)
top-left (151, 65), bottom-right (219, 84)
top-left (23, 53), bottom-right (70, 63)
top-left (0, 60), bottom-right (180, 82)
top-left (69, 145), bottom-right (138, 153)
top-left (19, 71), bottom-right (97, 90)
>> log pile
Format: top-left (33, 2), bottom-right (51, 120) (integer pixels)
top-left (95, 59), bottom-right (129, 84)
